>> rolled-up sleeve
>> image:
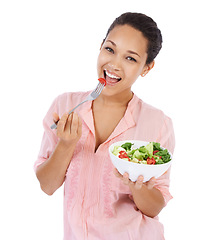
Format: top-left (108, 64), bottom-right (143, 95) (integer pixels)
top-left (154, 168), bottom-right (173, 205)
top-left (34, 97), bottom-right (59, 171)
top-left (154, 116), bottom-right (175, 205)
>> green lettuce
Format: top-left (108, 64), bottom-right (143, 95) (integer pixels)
top-left (155, 149), bottom-right (171, 163)
top-left (112, 141), bottom-right (171, 165)
top-left (121, 142), bottom-right (133, 151)
top-left (145, 142), bottom-right (153, 158)
top-left (153, 142), bottom-right (162, 151)
top-left (112, 146), bottom-right (125, 156)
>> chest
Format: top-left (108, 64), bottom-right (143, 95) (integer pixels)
top-left (92, 106), bottom-right (126, 151)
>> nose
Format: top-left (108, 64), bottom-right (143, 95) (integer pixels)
top-left (109, 55), bottom-right (121, 71)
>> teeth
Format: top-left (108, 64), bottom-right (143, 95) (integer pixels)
top-left (105, 70), bottom-right (121, 80)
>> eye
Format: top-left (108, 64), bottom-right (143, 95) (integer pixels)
top-left (105, 47), bottom-right (114, 54)
top-left (126, 56), bottom-right (137, 62)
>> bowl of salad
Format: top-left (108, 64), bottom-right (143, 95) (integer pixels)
top-left (109, 140), bottom-right (172, 182)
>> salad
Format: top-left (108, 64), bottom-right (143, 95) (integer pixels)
top-left (112, 142), bottom-right (171, 165)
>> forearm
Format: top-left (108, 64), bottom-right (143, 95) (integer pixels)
top-left (36, 141), bottom-right (76, 195)
top-left (129, 184), bottom-right (165, 218)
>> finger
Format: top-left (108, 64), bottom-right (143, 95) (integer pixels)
top-left (77, 115), bottom-right (82, 137)
top-left (113, 168), bottom-right (122, 178)
top-left (135, 175), bottom-right (144, 190)
top-left (128, 194), bottom-right (134, 201)
top-left (53, 112), bottom-right (60, 123)
top-left (57, 113), bottom-right (68, 134)
top-left (70, 112), bottom-right (79, 135)
top-left (65, 113), bottom-right (73, 134)
top-left (146, 177), bottom-right (156, 190)
top-left (123, 172), bottom-right (130, 185)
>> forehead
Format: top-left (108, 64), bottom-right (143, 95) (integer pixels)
top-left (105, 24), bottom-right (148, 54)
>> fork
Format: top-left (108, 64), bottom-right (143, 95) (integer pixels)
top-left (50, 78), bottom-right (106, 129)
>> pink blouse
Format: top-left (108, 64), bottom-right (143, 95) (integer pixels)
top-left (34, 91), bottom-right (175, 240)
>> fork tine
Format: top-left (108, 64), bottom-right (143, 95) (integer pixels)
top-left (92, 85), bottom-right (103, 98)
top-left (95, 82), bottom-right (103, 94)
top-left (97, 84), bottom-right (104, 94)
top-left (97, 84), bottom-right (103, 92)
top-left (94, 82), bottom-right (100, 92)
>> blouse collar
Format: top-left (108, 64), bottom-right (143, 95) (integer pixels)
top-left (78, 92), bottom-right (139, 143)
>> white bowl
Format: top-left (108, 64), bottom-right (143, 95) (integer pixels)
top-left (109, 140), bottom-right (172, 182)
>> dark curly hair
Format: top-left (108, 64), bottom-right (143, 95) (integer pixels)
top-left (104, 12), bottom-right (163, 64)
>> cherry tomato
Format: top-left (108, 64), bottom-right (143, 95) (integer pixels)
top-left (118, 151), bottom-right (130, 160)
top-left (147, 157), bottom-right (156, 165)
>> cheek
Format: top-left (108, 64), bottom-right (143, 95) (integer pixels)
top-left (97, 49), bottom-right (111, 66)
top-left (125, 65), bottom-right (143, 79)
top-left (97, 53), bottom-right (105, 71)
top-left (134, 64), bottom-right (145, 77)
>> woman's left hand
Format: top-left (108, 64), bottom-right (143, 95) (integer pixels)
top-left (113, 168), bottom-right (156, 190)
top-left (113, 168), bottom-right (165, 217)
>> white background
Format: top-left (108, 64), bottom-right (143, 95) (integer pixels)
top-left (1, 0), bottom-right (211, 239)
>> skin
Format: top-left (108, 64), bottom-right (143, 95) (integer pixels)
top-left (95, 24), bottom-right (164, 217)
top-left (97, 25), bottom-right (154, 102)
top-left (36, 112), bottom-right (82, 195)
top-left (36, 24), bottom-right (164, 218)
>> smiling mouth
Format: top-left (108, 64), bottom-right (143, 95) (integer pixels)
top-left (104, 70), bottom-right (122, 86)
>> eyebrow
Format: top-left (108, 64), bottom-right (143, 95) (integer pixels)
top-left (106, 40), bottom-right (141, 58)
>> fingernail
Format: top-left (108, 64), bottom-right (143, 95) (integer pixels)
top-left (138, 176), bottom-right (144, 182)
top-left (123, 173), bottom-right (128, 178)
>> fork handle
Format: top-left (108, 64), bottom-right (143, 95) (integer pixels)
top-left (50, 99), bottom-right (88, 129)
top-left (68, 99), bottom-right (87, 115)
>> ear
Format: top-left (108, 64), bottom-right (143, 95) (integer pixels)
top-left (141, 61), bottom-right (155, 77)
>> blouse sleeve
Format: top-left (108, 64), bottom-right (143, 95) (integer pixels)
top-left (33, 96), bottom-right (59, 171)
top-left (154, 115), bottom-right (175, 205)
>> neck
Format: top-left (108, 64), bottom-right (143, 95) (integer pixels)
top-left (94, 90), bottom-right (134, 108)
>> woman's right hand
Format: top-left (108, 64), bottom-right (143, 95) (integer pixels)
top-left (36, 112), bottom-right (82, 195)
top-left (53, 112), bottom-right (82, 147)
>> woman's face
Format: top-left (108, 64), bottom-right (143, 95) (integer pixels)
top-left (97, 24), bottom-right (153, 97)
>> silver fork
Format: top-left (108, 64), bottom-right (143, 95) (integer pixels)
top-left (50, 81), bottom-right (105, 129)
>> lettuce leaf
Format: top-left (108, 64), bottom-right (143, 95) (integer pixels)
top-left (155, 149), bottom-right (171, 163)
top-left (145, 142), bottom-right (153, 158)
top-left (133, 150), bottom-right (145, 160)
top-left (121, 142), bottom-right (133, 151)
top-left (153, 142), bottom-right (162, 151)
top-left (112, 146), bottom-right (126, 156)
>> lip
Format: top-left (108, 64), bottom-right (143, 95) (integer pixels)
top-left (106, 79), bottom-right (119, 86)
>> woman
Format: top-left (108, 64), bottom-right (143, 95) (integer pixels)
top-left (35, 12), bottom-right (175, 240)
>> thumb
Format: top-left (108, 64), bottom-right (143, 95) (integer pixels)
top-left (53, 112), bottom-right (60, 123)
